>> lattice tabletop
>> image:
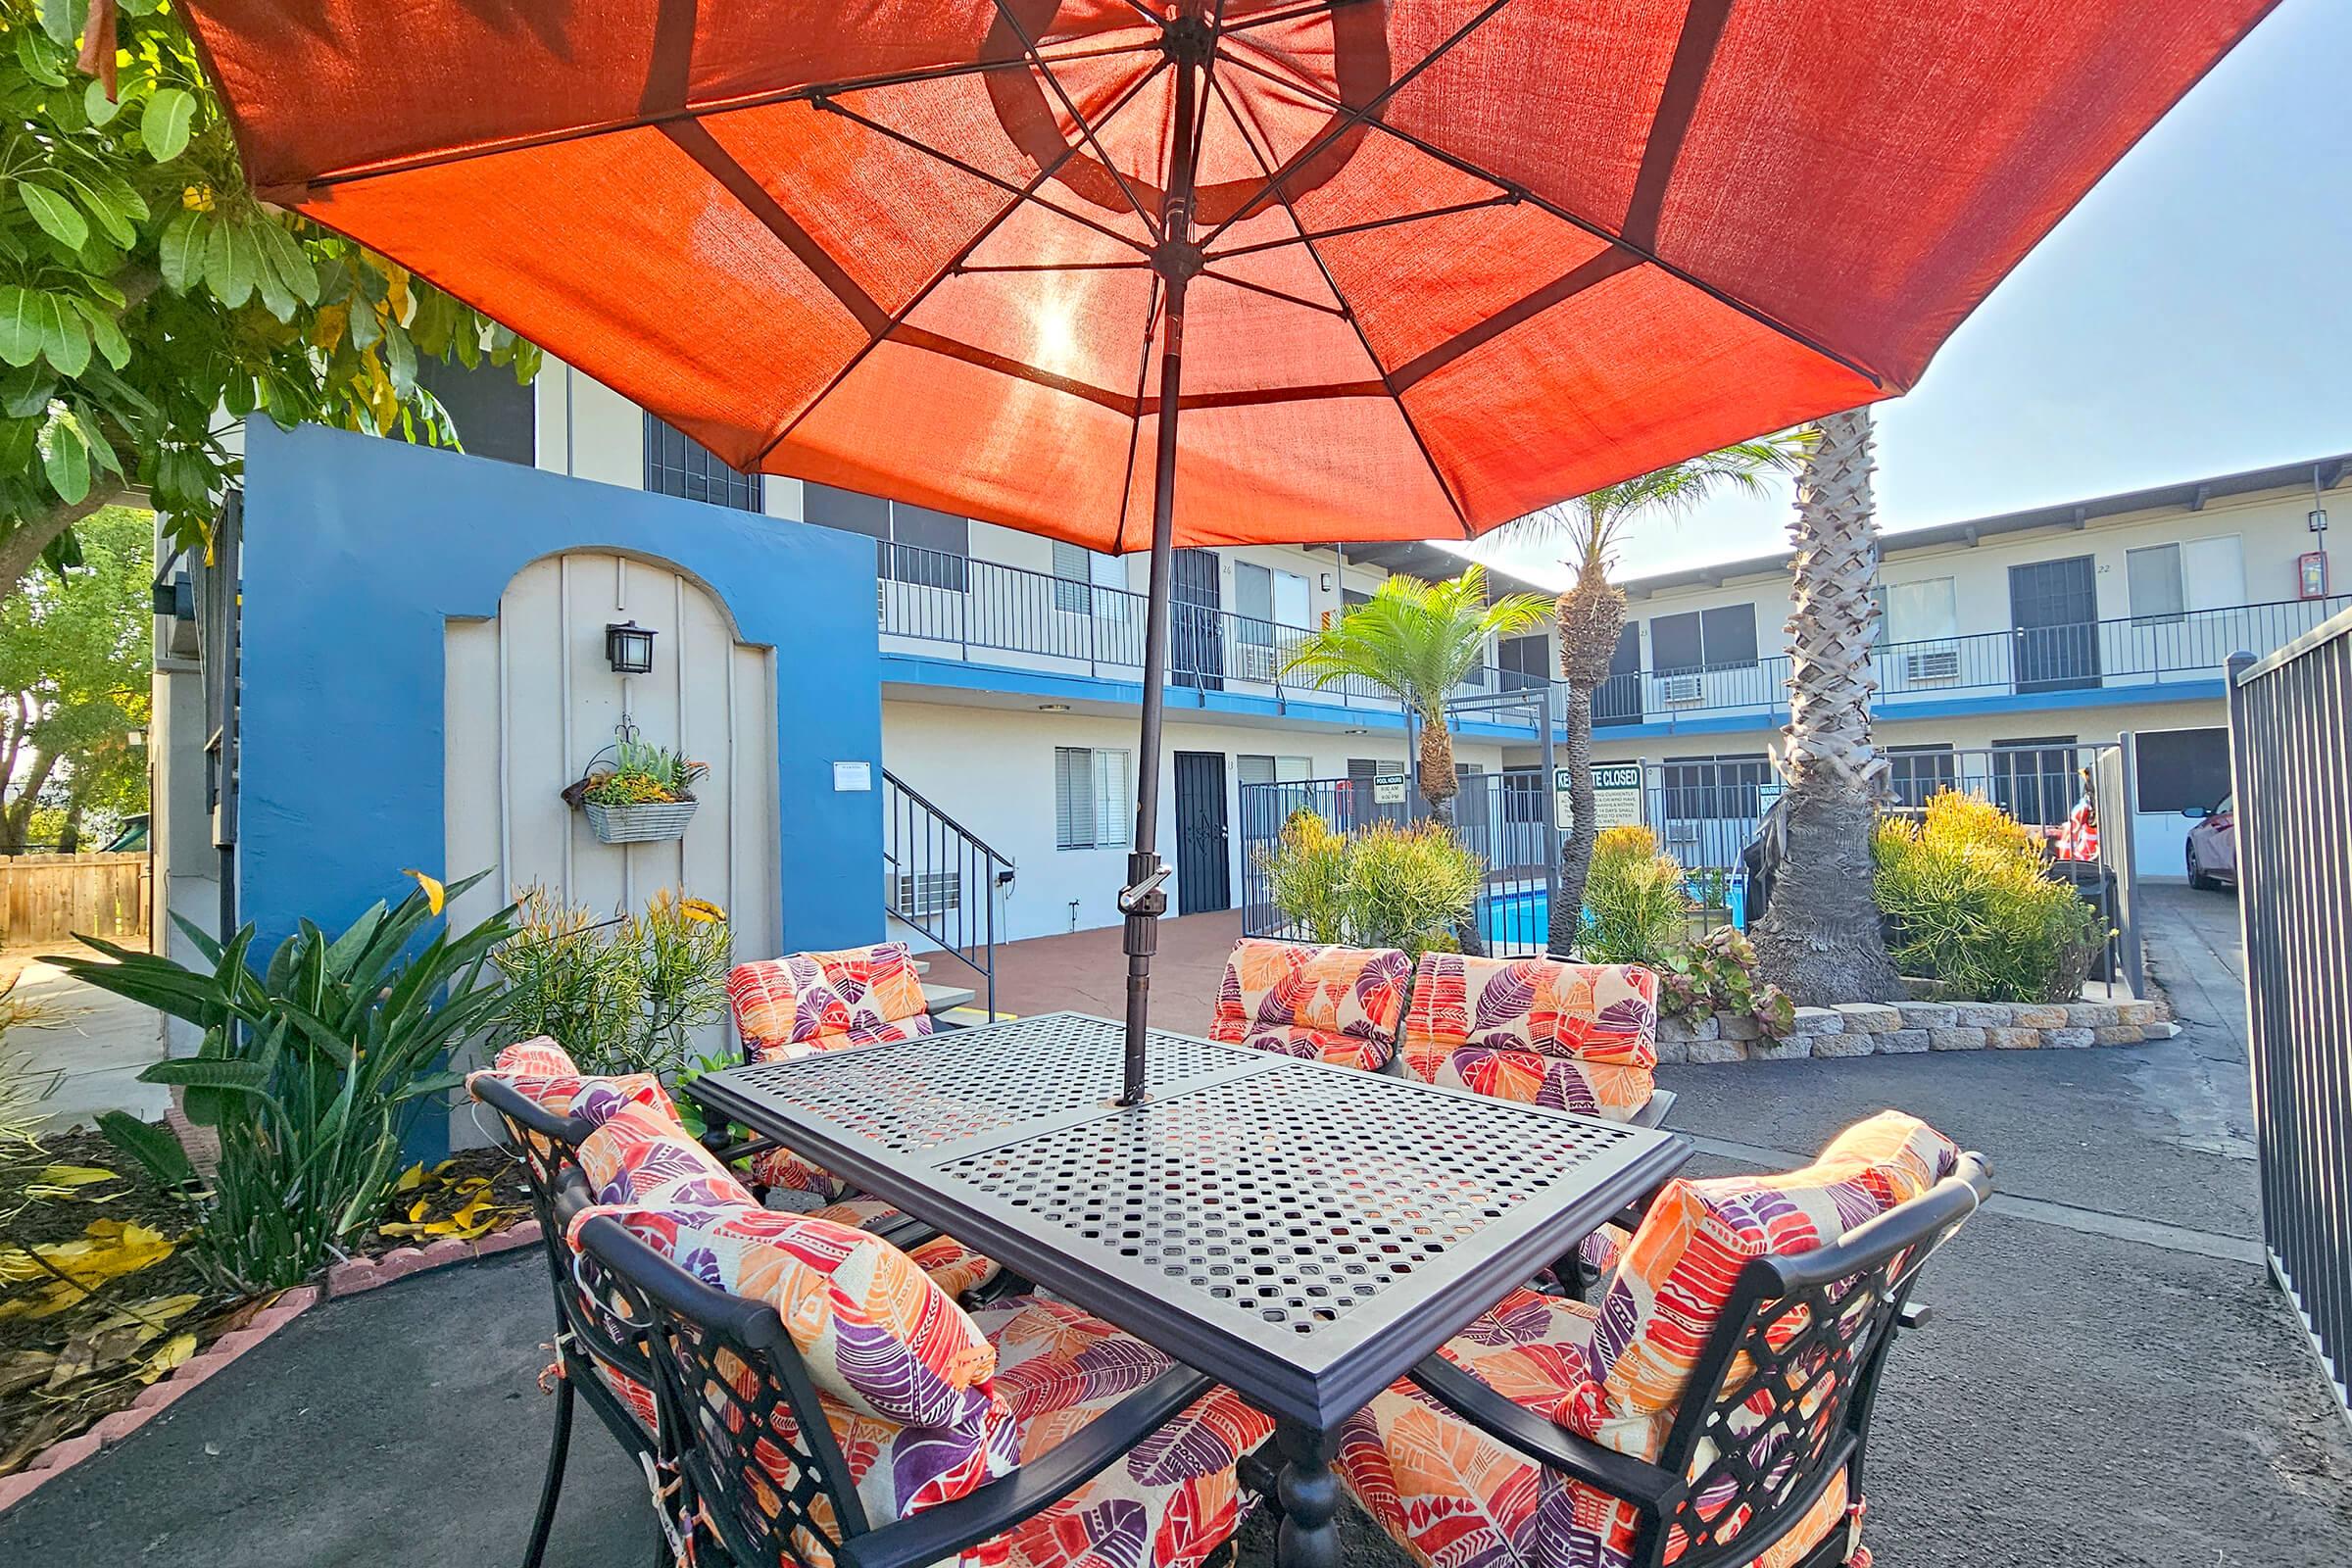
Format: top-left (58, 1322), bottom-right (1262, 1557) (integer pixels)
top-left (687, 1010), bottom-right (1689, 1429)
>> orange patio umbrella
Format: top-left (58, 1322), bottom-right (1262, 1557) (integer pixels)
top-left (183, 0), bottom-right (2273, 1100)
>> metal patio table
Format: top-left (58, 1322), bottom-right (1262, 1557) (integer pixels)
top-left (686, 1010), bottom-right (1690, 1567)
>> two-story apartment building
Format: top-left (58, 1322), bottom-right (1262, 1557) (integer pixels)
top-left (1549, 453), bottom-right (2348, 881)
top-left (415, 357), bottom-right (1564, 944)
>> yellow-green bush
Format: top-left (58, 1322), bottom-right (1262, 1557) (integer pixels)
top-left (1259, 812), bottom-right (1483, 959)
top-left (1580, 826), bottom-right (1691, 966)
top-left (1873, 791), bottom-right (2103, 1003)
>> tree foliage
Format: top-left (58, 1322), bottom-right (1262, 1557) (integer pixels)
top-left (0, 500), bottom-right (147, 849)
top-left (0, 0), bottom-right (539, 593)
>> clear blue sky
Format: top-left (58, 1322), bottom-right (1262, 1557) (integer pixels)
top-left (1471, 0), bottom-right (2351, 589)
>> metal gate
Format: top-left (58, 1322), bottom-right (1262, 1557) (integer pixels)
top-left (2227, 622), bottom-right (2352, 1428)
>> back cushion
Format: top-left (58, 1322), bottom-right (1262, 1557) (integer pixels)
top-left (466, 1036), bottom-right (679, 1127)
top-left (1401, 955), bottom-right (1658, 1117)
top-left (1582, 1110), bottom-right (1961, 1458)
top-left (1208, 940), bottom-right (1411, 1045)
top-left (575, 1101), bottom-right (760, 1212)
top-left (572, 1202), bottom-right (1015, 1520)
top-left (729, 944), bottom-right (934, 1059)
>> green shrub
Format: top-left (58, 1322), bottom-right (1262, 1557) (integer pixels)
top-left (62, 871), bottom-right (515, 1293)
top-left (1579, 824), bottom-right (1691, 966)
top-left (1259, 812), bottom-right (1483, 959)
top-left (1873, 792), bottom-right (2103, 1004)
top-left (490, 886), bottom-right (732, 1079)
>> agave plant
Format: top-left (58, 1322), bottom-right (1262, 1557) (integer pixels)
top-left (56, 871), bottom-right (514, 1293)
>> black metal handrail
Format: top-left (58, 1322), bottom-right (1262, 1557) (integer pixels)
top-left (873, 540), bottom-right (1540, 713)
top-left (881, 766), bottom-right (1010, 1020)
top-left (1597, 594), bottom-right (2352, 726)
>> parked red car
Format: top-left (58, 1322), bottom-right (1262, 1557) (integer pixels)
top-left (2183, 795), bottom-right (2236, 890)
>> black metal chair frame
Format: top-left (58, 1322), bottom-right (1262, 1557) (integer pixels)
top-left (571, 1205), bottom-right (1261, 1568)
top-left (1409, 1153), bottom-right (1991, 1568)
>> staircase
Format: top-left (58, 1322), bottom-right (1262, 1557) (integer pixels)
top-left (882, 768), bottom-right (1013, 1020)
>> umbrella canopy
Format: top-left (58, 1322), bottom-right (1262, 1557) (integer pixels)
top-left (183, 0), bottom-right (2271, 1098)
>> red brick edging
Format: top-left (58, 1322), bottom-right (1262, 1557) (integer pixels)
top-left (0, 1219), bottom-right (543, 1516)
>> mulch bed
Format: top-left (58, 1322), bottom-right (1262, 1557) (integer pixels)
top-left (1, 1132), bottom-right (532, 1483)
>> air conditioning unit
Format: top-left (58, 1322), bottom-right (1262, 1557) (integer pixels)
top-left (1902, 646), bottom-right (1961, 683)
top-left (1232, 640), bottom-right (1279, 682)
top-left (1659, 673), bottom-right (1705, 705)
top-left (891, 871), bottom-right (961, 920)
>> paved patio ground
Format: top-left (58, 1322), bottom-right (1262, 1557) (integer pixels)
top-left (7, 956), bottom-right (169, 1133)
top-left (987, 908), bottom-right (1243, 1035)
top-left (5, 887), bottom-right (2349, 1565)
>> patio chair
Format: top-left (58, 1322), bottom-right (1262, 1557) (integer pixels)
top-left (566, 1194), bottom-right (1276, 1568)
top-left (468, 1046), bottom-right (1002, 1568)
top-left (1335, 1111), bottom-right (1986, 1568)
top-left (1205, 937), bottom-right (1412, 1070)
top-left (1398, 952), bottom-right (1676, 1127)
top-left (727, 942), bottom-right (935, 1063)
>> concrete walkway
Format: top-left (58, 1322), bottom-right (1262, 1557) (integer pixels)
top-left (7, 957), bottom-right (168, 1133)
top-left (988, 909), bottom-right (1242, 1035)
top-left (6, 888), bottom-right (2350, 1565)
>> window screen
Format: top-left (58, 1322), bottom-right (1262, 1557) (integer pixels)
top-left (807, 482), bottom-right (967, 590)
top-left (1651, 611), bottom-right (1702, 672)
top-left (417, 358), bottom-right (534, 466)
top-left (1053, 541), bottom-right (1092, 613)
top-left (1699, 604), bottom-right (1758, 670)
top-left (644, 416), bottom-right (761, 512)
top-left (2128, 544), bottom-right (2185, 623)
top-left (2134, 728), bottom-right (2231, 813)
top-left (1878, 578), bottom-right (1957, 645)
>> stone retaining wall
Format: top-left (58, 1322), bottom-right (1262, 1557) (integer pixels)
top-left (1656, 996), bottom-right (2175, 1063)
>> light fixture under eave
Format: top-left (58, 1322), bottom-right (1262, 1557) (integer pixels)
top-left (606, 619), bottom-right (656, 674)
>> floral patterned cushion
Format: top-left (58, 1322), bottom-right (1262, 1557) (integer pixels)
top-left (1338, 1288), bottom-right (1860, 1568)
top-left (1584, 1111), bottom-right (1960, 1460)
top-left (575, 1102), bottom-right (762, 1214)
top-left (570, 1202), bottom-right (1016, 1530)
top-left (970, 1295), bottom-right (1274, 1568)
top-left (1400, 955), bottom-right (1659, 1120)
top-left (808, 1199), bottom-right (1002, 1300)
top-left (465, 1035), bottom-right (680, 1128)
top-left (728, 944), bottom-right (935, 1063)
top-left (1207, 940), bottom-right (1411, 1070)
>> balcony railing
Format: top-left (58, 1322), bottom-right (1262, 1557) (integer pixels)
top-left (1595, 595), bottom-right (2352, 728)
top-left (875, 542), bottom-right (1544, 723)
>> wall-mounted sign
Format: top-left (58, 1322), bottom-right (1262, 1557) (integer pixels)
top-left (832, 760), bottom-right (872, 792)
top-left (1372, 773), bottom-right (1408, 806)
top-left (1758, 781), bottom-right (1786, 813)
top-left (1555, 763), bottom-right (1643, 832)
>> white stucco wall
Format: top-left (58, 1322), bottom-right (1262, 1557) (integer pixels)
top-left (882, 699), bottom-right (1504, 942)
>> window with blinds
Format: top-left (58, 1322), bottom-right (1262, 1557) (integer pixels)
top-left (1054, 747), bottom-right (1132, 850)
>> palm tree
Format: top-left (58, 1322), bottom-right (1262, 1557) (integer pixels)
top-left (1500, 435), bottom-right (1812, 956)
top-left (1280, 565), bottom-right (1550, 826)
top-left (1750, 407), bottom-right (1905, 1004)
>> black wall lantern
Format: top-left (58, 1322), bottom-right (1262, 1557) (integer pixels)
top-left (605, 620), bottom-right (656, 674)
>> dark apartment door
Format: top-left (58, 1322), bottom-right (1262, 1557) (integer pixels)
top-left (1172, 548), bottom-right (1224, 690)
top-left (1173, 752), bottom-right (1231, 914)
top-left (2009, 557), bottom-right (2100, 693)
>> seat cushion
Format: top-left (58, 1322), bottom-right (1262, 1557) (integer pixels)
top-left (1584, 1111), bottom-right (1961, 1460)
top-left (729, 945), bottom-right (935, 1062)
top-left (1337, 1288), bottom-right (1859, 1568)
top-left (970, 1296), bottom-right (1274, 1568)
top-left (1400, 956), bottom-right (1659, 1120)
top-left (1208, 939), bottom-right (1411, 1070)
top-left (808, 1198), bottom-right (1003, 1300)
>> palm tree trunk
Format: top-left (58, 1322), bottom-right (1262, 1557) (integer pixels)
top-left (1414, 707), bottom-right (1486, 955)
top-left (1549, 683), bottom-right (1595, 956)
top-left (1753, 408), bottom-right (1904, 1004)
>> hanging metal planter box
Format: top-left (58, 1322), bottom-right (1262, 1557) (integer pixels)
top-left (582, 797), bottom-right (699, 845)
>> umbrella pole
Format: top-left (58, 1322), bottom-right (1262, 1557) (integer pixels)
top-left (1116, 18), bottom-right (1209, 1107)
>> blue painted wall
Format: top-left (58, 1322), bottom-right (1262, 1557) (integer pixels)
top-left (237, 421), bottom-right (883, 958)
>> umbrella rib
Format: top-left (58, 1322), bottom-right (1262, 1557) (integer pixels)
top-left (1221, 0), bottom-right (1378, 35)
top-left (278, 39), bottom-right (1164, 193)
top-left (1207, 69), bottom-right (1472, 536)
top-left (990, 0), bottom-right (1163, 242)
top-left (1204, 194), bottom-right (1520, 262)
top-left (749, 59), bottom-right (1172, 468)
top-left (1620, 0), bottom-right (1738, 249)
top-left (813, 97), bottom-right (1154, 259)
top-left (1195, 268), bottom-right (1350, 317)
top-left (1210, 40), bottom-right (1886, 387)
top-left (1110, 275), bottom-right (1167, 554)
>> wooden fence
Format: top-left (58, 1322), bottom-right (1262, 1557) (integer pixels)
top-left (0, 853), bottom-right (150, 948)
